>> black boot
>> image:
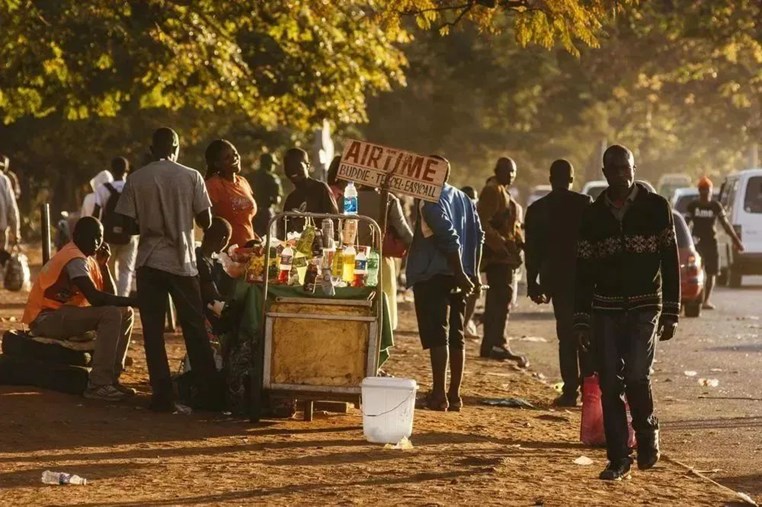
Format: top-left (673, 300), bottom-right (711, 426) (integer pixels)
top-left (636, 426), bottom-right (661, 470)
top-left (599, 457), bottom-right (632, 481)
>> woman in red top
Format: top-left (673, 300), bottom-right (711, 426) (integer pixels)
top-left (204, 140), bottom-right (258, 247)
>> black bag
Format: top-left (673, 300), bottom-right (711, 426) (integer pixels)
top-left (0, 354), bottom-right (90, 394)
top-left (102, 183), bottom-right (130, 245)
top-left (2, 330), bottom-right (92, 367)
top-left (3, 247), bottom-right (30, 291)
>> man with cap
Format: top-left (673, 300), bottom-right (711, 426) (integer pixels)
top-left (685, 176), bottom-right (744, 309)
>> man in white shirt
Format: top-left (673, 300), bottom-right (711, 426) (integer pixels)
top-left (0, 154), bottom-right (21, 251)
top-left (92, 157), bottom-right (138, 297)
top-left (116, 127), bottom-right (222, 412)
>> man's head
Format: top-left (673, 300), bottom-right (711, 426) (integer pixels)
top-left (430, 155), bottom-right (451, 183)
top-left (549, 159), bottom-right (574, 191)
top-left (203, 216), bottom-right (232, 254)
top-left (260, 153), bottom-right (277, 173)
top-left (111, 157), bottom-right (130, 180)
top-left (602, 144), bottom-right (636, 194)
top-left (284, 148), bottom-right (310, 187)
top-left (461, 186), bottom-right (477, 201)
top-left (495, 157), bottom-right (517, 186)
top-left (150, 127), bottom-right (180, 161)
top-left (72, 216), bottom-right (104, 256)
top-left (698, 176), bottom-right (713, 201)
top-left (0, 154), bottom-right (8, 173)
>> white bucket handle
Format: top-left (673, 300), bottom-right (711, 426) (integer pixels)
top-left (360, 389), bottom-right (416, 418)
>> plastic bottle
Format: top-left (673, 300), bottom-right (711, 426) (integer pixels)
top-left (366, 250), bottom-right (380, 287)
top-left (278, 245), bottom-right (293, 284)
top-left (353, 249), bottom-right (368, 287)
top-left (331, 248), bottom-right (344, 278)
top-left (342, 245), bottom-right (356, 283)
top-left (343, 182), bottom-right (358, 215)
top-left (41, 471), bottom-right (87, 485)
top-left (303, 261), bottom-right (319, 293)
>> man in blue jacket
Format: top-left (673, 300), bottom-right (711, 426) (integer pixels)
top-left (407, 156), bottom-right (484, 412)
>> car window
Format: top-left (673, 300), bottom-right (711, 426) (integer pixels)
top-left (743, 176), bottom-right (762, 214)
top-left (673, 212), bottom-right (692, 248)
top-left (727, 179), bottom-right (740, 212)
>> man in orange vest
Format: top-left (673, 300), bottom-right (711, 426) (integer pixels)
top-left (23, 216), bottom-right (137, 401)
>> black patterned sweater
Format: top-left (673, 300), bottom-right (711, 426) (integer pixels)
top-left (573, 183), bottom-right (681, 329)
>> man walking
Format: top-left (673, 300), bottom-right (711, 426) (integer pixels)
top-left (477, 157), bottom-right (526, 366)
top-left (407, 156), bottom-right (483, 412)
top-left (575, 145), bottom-right (680, 480)
top-left (685, 176), bottom-right (744, 309)
top-left (251, 153), bottom-right (283, 237)
top-left (0, 154), bottom-right (21, 251)
top-left (116, 127), bottom-right (222, 412)
top-left (525, 160), bottom-right (592, 407)
top-left (92, 157), bottom-right (138, 297)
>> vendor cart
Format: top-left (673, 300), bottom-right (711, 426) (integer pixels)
top-left (250, 212), bottom-right (386, 422)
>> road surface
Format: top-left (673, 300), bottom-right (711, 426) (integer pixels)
top-left (501, 278), bottom-right (762, 502)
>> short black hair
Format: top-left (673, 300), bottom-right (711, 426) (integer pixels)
top-left (151, 127), bottom-right (179, 158)
top-left (461, 186), bottom-right (477, 200)
top-left (549, 159), bottom-right (573, 181)
top-left (206, 216), bottom-right (232, 242)
top-left (72, 216), bottom-right (102, 244)
top-left (603, 144), bottom-right (634, 168)
top-left (284, 148), bottom-right (308, 175)
top-left (111, 157), bottom-right (129, 178)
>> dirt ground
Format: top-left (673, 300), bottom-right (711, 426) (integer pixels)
top-left (0, 254), bottom-right (746, 505)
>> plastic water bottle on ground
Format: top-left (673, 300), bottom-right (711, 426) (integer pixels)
top-left (41, 470), bottom-right (87, 485)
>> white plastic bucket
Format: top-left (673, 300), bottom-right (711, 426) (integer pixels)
top-left (361, 377), bottom-right (417, 444)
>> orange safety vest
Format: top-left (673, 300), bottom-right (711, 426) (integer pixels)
top-left (22, 242), bottom-right (104, 324)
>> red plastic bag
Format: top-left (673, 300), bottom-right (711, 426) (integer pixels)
top-left (580, 374), bottom-right (636, 449)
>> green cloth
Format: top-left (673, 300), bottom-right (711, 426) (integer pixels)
top-left (223, 281), bottom-right (393, 368)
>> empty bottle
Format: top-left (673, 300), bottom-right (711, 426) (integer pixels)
top-left (343, 182), bottom-right (358, 215)
top-left (41, 470), bottom-right (87, 485)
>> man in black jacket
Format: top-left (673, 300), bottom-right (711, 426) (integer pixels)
top-left (574, 145), bottom-right (680, 481)
top-left (525, 160), bottom-right (592, 407)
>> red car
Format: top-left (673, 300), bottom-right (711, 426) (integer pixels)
top-left (674, 211), bottom-right (705, 317)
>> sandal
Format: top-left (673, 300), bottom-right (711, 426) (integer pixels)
top-left (416, 391), bottom-right (449, 411)
top-left (447, 393), bottom-right (463, 412)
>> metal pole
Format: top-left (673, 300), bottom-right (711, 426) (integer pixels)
top-left (41, 203), bottom-right (51, 264)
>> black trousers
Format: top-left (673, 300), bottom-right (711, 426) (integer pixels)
top-left (594, 309), bottom-right (660, 462)
top-left (137, 266), bottom-right (220, 400)
top-left (413, 275), bottom-right (466, 350)
top-left (481, 264), bottom-right (514, 354)
top-left (552, 292), bottom-right (591, 397)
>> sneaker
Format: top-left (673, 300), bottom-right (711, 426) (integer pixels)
top-left (553, 393), bottom-right (578, 408)
top-left (599, 458), bottom-right (633, 480)
top-left (636, 428), bottom-right (661, 470)
top-left (84, 384), bottom-right (128, 402)
top-left (113, 382), bottom-right (137, 397)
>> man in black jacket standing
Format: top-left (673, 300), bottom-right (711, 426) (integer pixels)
top-left (574, 145), bottom-right (680, 481)
top-left (525, 160), bottom-right (592, 407)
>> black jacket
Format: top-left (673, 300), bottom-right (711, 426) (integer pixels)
top-left (573, 183), bottom-right (680, 329)
top-left (525, 189), bottom-right (592, 297)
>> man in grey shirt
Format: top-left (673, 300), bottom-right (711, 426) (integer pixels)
top-left (116, 127), bottom-right (222, 412)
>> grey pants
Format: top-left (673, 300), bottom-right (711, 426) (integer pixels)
top-left (108, 238), bottom-right (138, 297)
top-left (31, 306), bottom-right (134, 386)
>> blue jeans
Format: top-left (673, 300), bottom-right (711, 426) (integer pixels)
top-left (593, 309), bottom-right (660, 461)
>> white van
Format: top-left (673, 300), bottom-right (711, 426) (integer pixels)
top-left (717, 169), bottom-right (762, 287)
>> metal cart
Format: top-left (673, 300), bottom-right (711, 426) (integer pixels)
top-left (250, 212), bottom-right (383, 422)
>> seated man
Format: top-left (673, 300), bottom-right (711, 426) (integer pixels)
top-left (22, 216), bottom-right (138, 401)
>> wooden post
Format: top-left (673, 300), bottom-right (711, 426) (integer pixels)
top-left (41, 203), bottom-right (51, 264)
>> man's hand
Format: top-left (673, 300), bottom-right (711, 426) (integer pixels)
top-left (734, 239), bottom-right (745, 253)
top-left (95, 243), bottom-right (111, 266)
top-left (455, 271), bottom-right (475, 297)
top-left (658, 316), bottom-right (678, 341)
top-left (471, 276), bottom-right (483, 295)
top-left (527, 283), bottom-right (549, 305)
top-left (576, 328), bottom-right (591, 352)
top-left (9, 230), bottom-right (19, 246)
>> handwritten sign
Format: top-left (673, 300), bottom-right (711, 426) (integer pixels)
top-left (337, 139), bottom-right (448, 202)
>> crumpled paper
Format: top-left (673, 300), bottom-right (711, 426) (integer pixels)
top-left (384, 437), bottom-right (413, 450)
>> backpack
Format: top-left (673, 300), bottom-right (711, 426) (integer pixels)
top-left (102, 183), bottom-right (130, 245)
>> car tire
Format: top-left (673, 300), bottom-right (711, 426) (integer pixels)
top-left (685, 301), bottom-right (702, 318)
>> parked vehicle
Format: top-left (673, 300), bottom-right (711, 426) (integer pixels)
top-left (716, 169), bottom-right (762, 287)
top-left (581, 180), bottom-right (608, 200)
top-left (674, 211), bottom-right (704, 317)
top-left (657, 173), bottom-right (691, 200)
top-left (526, 185), bottom-right (552, 208)
top-left (671, 187), bottom-right (720, 220)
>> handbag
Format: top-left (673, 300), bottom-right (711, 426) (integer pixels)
top-left (382, 228), bottom-right (407, 258)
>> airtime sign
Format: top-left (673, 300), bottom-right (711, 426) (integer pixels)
top-left (337, 139), bottom-right (447, 203)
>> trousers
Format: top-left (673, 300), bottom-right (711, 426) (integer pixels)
top-left (594, 309), bottom-right (660, 461)
top-left (552, 292), bottom-right (591, 396)
top-left (31, 305), bottom-right (134, 386)
top-left (481, 263), bottom-right (514, 354)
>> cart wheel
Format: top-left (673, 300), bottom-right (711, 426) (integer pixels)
top-left (303, 400), bottom-right (314, 422)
